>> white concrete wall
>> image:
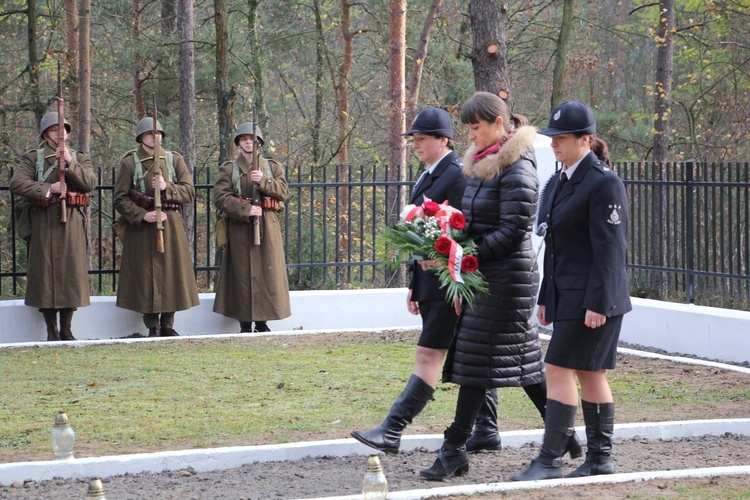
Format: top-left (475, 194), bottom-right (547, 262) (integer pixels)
top-left (1, 291), bottom-right (749, 365)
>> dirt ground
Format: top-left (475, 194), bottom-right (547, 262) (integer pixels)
top-left (1, 334), bottom-right (749, 499)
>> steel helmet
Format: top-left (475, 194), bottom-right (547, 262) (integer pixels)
top-left (402, 107), bottom-right (454, 139)
top-left (539, 101), bottom-right (597, 136)
top-left (135, 117), bottom-right (166, 143)
top-left (39, 112), bottom-right (71, 139)
top-left (234, 122), bottom-right (264, 147)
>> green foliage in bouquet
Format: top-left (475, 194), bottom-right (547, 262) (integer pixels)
top-left (382, 199), bottom-right (489, 309)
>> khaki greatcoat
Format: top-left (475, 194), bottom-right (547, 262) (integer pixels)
top-left (10, 144), bottom-right (96, 309)
top-left (114, 146), bottom-right (199, 314)
top-left (213, 153), bottom-right (291, 322)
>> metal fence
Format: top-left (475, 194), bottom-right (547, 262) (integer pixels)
top-left (2, 161), bottom-right (749, 307)
top-left (0, 163), bottom-right (419, 298)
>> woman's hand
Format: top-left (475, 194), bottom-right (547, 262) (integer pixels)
top-left (406, 289), bottom-right (420, 316)
top-left (537, 305), bottom-right (549, 326)
top-left (585, 310), bottom-right (607, 329)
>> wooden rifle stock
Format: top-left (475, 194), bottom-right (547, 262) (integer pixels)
top-left (152, 93), bottom-right (165, 253)
top-left (251, 107), bottom-right (261, 246)
top-left (57, 60), bottom-right (67, 223)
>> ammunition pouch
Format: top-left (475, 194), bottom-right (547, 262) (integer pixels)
top-left (129, 188), bottom-right (182, 211)
top-left (30, 191), bottom-right (90, 208)
top-left (260, 196), bottom-right (284, 212)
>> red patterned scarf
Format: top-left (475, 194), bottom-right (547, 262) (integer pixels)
top-left (473, 131), bottom-right (514, 162)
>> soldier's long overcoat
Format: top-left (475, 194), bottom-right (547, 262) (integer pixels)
top-left (114, 145), bottom-right (199, 314)
top-left (213, 153), bottom-right (291, 322)
top-left (10, 144), bottom-right (96, 309)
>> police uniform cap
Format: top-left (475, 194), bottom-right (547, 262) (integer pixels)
top-left (402, 107), bottom-right (454, 139)
top-left (40, 112), bottom-right (71, 139)
top-left (539, 101), bottom-right (596, 136)
top-left (234, 122), bottom-right (264, 147)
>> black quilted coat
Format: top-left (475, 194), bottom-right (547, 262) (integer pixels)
top-left (442, 126), bottom-right (545, 389)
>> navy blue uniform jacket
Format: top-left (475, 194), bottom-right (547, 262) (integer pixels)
top-left (537, 151), bottom-right (632, 321)
top-left (409, 151), bottom-right (466, 302)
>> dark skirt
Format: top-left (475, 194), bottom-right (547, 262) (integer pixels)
top-left (417, 299), bottom-right (458, 349)
top-left (544, 315), bottom-right (624, 371)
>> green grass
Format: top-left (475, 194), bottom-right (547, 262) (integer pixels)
top-left (0, 332), bottom-right (747, 464)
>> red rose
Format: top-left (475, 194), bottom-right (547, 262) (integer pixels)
top-left (449, 212), bottom-right (466, 230)
top-left (434, 236), bottom-right (452, 255)
top-left (461, 255), bottom-right (479, 273)
top-left (423, 201), bottom-right (440, 216)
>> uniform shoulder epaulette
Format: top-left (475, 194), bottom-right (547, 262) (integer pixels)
top-left (122, 149), bottom-right (137, 159)
top-left (592, 160), bottom-right (613, 174)
top-left (170, 150), bottom-right (182, 158)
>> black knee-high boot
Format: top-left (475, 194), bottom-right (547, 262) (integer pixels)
top-left (523, 382), bottom-right (583, 459)
top-left (465, 389), bottom-right (502, 453)
top-left (41, 309), bottom-right (60, 342)
top-left (351, 374), bottom-right (434, 454)
top-left (567, 401), bottom-right (615, 477)
top-left (511, 399), bottom-right (578, 481)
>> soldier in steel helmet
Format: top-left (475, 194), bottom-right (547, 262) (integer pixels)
top-left (213, 122), bottom-right (291, 333)
top-left (351, 107), bottom-right (467, 455)
top-left (10, 112), bottom-right (96, 341)
top-left (113, 117), bottom-right (199, 337)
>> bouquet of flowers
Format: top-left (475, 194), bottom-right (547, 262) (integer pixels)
top-left (383, 198), bottom-right (489, 308)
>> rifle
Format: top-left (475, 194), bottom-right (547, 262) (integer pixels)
top-left (250, 105), bottom-right (261, 246)
top-left (151, 93), bottom-right (165, 253)
top-left (57, 60), bottom-right (67, 223)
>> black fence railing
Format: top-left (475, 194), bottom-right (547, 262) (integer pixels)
top-left (615, 161), bottom-right (750, 307)
top-left (0, 164), bottom-right (420, 298)
top-left (2, 161), bottom-right (749, 308)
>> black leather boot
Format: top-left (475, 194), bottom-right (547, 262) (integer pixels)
top-left (351, 374), bottom-right (434, 454)
top-left (254, 321), bottom-right (270, 333)
top-left (511, 399), bottom-right (578, 481)
top-left (46, 324), bottom-right (61, 342)
top-left (240, 322), bottom-right (253, 333)
top-left (567, 401), bottom-right (615, 477)
top-left (420, 439), bottom-right (470, 481)
top-left (148, 327), bottom-right (161, 337)
top-left (59, 327), bottom-right (77, 341)
top-left (160, 327), bottom-right (180, 336)
top-left (466, 389), bottom-right (502, 453)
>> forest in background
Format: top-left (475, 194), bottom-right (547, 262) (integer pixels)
top-left (1, 0), bottom-right (748, 177)
top-left (1, 0), bottom-right (749, 302)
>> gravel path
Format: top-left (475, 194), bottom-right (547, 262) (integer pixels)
top-left (3, 434), bottom-right (749, 499)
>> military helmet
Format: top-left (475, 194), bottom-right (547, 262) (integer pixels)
top-left (39, 112), bottom-right (71, 139)
top-left (539, 101), bottom-right (597, 136)
top-left (234, 122), bottom-right (264, 147)
top-left (135, 117), bottom-right (166, 143)
top-left (402, 107), bottom-right (454, 139)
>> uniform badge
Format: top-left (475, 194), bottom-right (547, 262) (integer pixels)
top-left (607, 205), bottom-right (622, 225)
top-left (553, 110), bottom-right (561, 121)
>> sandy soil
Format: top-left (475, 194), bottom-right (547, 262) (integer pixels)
top-left (1, 334), bottom-right (748, 499)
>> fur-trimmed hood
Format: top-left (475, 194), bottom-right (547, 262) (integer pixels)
top-left (462, 125), bottom-right (537, 180)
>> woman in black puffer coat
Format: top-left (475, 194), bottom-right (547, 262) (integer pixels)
top-left (421, 92), bottom-right (579, 481)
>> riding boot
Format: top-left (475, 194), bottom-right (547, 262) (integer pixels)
top-left (567, 401), bottom-right (616, 477)
top-left (254, 321), bottom-right (270, 333)
top-left (465, 389), bottom-right (502, 453)
top-left (351, 374), bottom-right (434, 454)
top-left (148, 327), bottom-right (161, 337)
top-left (419, 429), bottom-right (470, 481)
top-left (240, 322), bottom-right (254, 333)
top-left (511, 399), bottom-right (578, 481)
top-left (159, 313), bottom-right (179, 336)
top-left (59, 308), bottom-right (77, 341)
